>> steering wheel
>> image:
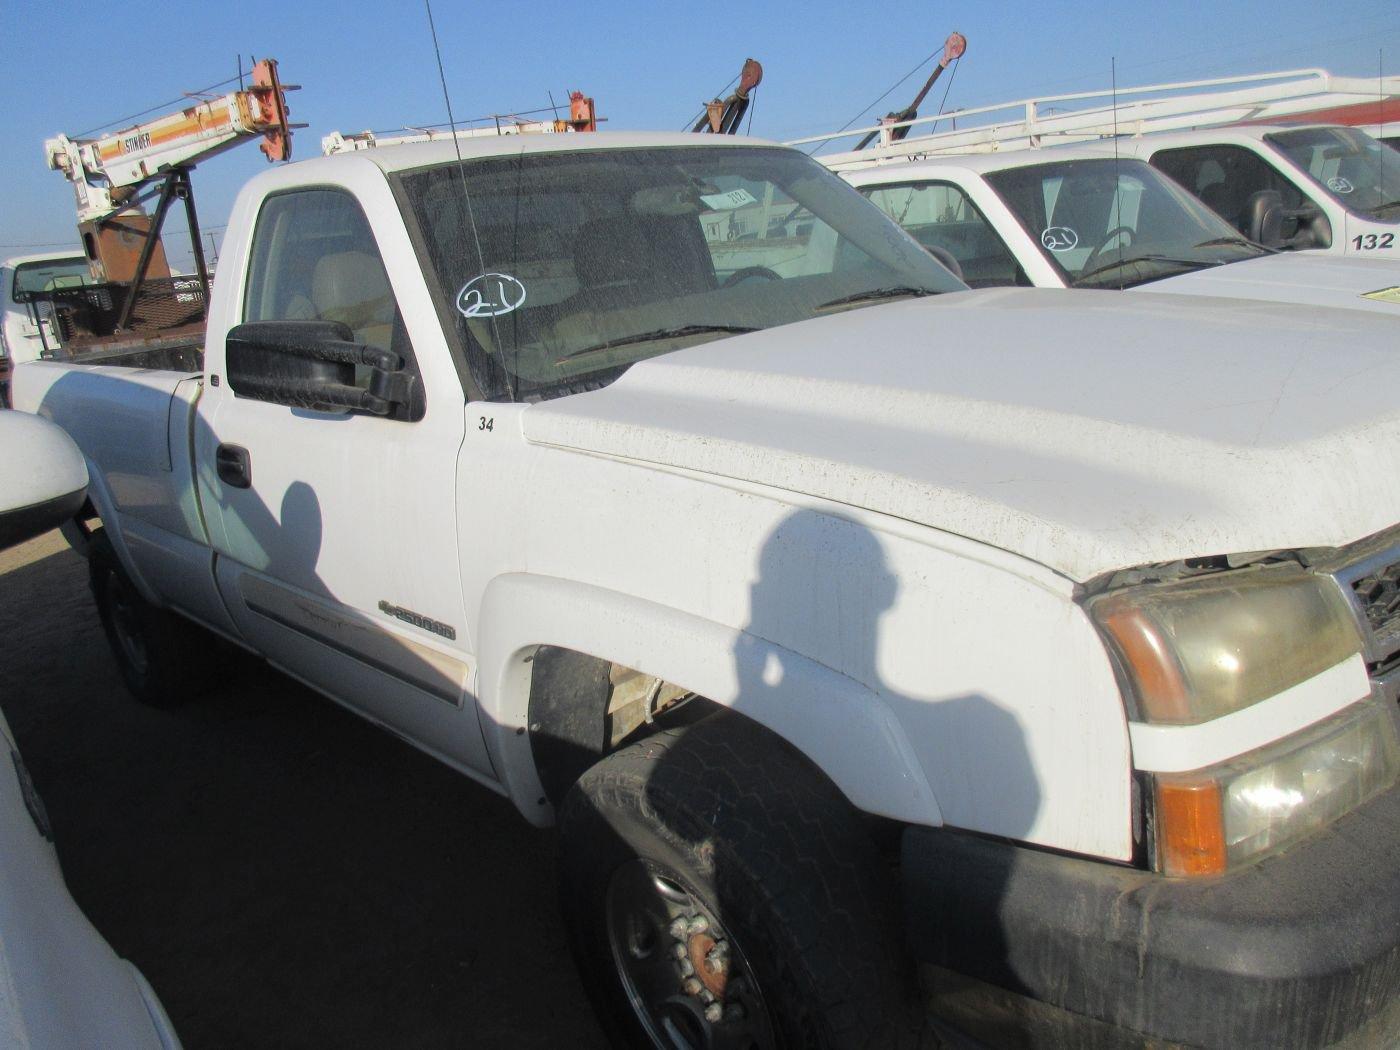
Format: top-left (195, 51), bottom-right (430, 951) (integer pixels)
top-left (1081, 226), bottom-right (1136, 273)
top-left (722, 266), bottom-right (782, 289)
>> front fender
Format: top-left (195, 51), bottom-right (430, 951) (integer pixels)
top-left (476, 572), bottom-right (943, 828)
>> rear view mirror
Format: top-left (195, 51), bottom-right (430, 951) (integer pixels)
top-left (225, 320), bottom-right (418, 419)
top-left (0, 413), bottom-right (88, 550)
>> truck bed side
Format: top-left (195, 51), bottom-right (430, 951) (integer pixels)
top-left (12, 359), bottom-right (237, 638)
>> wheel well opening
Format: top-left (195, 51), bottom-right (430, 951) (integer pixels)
top-left (526, 646), bottom-right (716, 806)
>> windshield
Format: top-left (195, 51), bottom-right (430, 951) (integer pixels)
top-left (12, 257), bottom-right (89, 302)
top-left (1265, 126), bottom-right (1400, 222)
top-left (983, 157), bottom-right (1267, 289)
top-left (395, 145), bottom-right (962, 402)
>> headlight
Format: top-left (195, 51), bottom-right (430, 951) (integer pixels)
top-left (1089, 568), bottom-right (1362, 725)
top-left (1150, 700), bottom-right (1399, 876)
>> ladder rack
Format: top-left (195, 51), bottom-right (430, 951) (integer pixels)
top-left (790, 68), bottom-right (1400, 171)
top-left (323, 92), bottom-right (599, 155)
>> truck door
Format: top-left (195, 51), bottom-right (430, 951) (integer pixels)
top-left (196, 185), bottom-right (493, 777)
top-left (1148, 144), bottom-right (1334, 251)
top-left (860, 180), bottom-right (1030, 288)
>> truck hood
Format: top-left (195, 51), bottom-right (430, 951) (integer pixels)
top-left (524, 288), bottom-right (1400, 582)
top-left (1138, 253), bottom-right (1400, 314)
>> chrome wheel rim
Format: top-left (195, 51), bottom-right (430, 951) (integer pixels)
top-left (604, 859), bottom-right (776, 1050)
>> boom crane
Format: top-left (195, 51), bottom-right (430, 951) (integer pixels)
top-left (852, 32), bottom-right (966, 150)
top-left (44, 58), bottom-right (295, 333)
top-left (692, 59), bottom-right (763, 134)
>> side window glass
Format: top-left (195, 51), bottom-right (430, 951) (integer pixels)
top-left (1151, 145), bottom-right (1311, 235)
top-left (861, 182), bottom-right (1024, 287)
top-left (243, 189), bottom-right (418, 394)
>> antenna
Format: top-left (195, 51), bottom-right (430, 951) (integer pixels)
top-left (422, 0), bottom-right (513, 399)
top-left (1111, 57), bottom-right (1124, 290)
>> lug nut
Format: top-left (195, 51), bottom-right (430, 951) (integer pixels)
top-left (704, 1002), bottom-right (724, 1023)
top-left (668, 918), bottom-right (688, 939)
top-left (673, 943), bottom-right (688, 960)
top-left (687, 916), bottom-right (709, 934)
top-left (678, 958), bottom-right (695, 977)
top-left (682, 977), bottom-right (703, 996)
top-left (710, 939), bottom-right (729, 957)
top-left (700, 988), bottom-right (715, 1004)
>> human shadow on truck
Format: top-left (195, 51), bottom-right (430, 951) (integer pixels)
top-left (556, 508), bottom-right (1042, 1047)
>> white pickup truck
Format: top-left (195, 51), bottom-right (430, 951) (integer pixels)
top-left (13, 131), bottom-right (1400, 1049)
top-left (1119, 124), bottom-right (1400, 258)
top-left (844, 146), bottom-right (1400, 311)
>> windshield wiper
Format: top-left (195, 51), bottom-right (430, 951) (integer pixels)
top-left (1193, 235), bottom-right (1267, 250)
top-left (816, 286), bottom-right (937, 310)
top-left (1071, 254), bottom-right (1222, 286)
top-left (559, 324), bottom-right (760, 363)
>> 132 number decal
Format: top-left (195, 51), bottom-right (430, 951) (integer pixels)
top-left (1353, 233), bottom-right (1395, 251)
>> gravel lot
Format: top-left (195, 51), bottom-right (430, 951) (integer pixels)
top-left (0, 530), bottom-right (611, 1049)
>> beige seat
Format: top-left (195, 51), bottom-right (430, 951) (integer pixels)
top-left (309, 250), bottom-right (395, 349)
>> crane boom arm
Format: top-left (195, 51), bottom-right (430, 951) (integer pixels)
top-left (46, 59), bottom-right (293, 222)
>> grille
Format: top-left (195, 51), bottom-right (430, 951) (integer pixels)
top-left (1350, 560), bottom-right (1400, 640)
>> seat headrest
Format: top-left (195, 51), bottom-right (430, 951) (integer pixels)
top-left (311, 251), bottom-right (392, 327)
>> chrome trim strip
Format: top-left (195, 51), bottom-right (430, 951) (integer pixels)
top-left (238, 574), bottom-right (466, 707)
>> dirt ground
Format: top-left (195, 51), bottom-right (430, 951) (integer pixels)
top-left (0, 531), bottom-right (611, 1049)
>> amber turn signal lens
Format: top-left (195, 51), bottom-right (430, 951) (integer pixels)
top-left (1154, 778), bottom-right (1227, 877)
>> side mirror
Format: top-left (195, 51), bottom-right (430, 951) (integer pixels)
top-left (0, 412), bottom-right (88, 550)
top-left (1246, 190), bottom-right (1285, 247)
top-left (225, 320), bottom-right (418, 419)
top-left (922, 244), bottom-right (965, 282)
top-left (1245, 190), bottom-right (1333, 251)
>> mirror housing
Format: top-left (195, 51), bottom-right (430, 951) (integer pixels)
top-left (1246, 190), bottom-right (1286, 247)
top-left (225, 320), bottom-right (419, 419)
top-left (0, 413), bottom-right (88, 551)
top-left (1245, 190), bottom-right (1333, 251)
top-left (922, 244), bottom-right (965, 281)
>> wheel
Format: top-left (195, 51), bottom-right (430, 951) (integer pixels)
top-left (559, 712), bottom-right (915, 1049)
top-left (721, 266), bottom-right (782, 289)
top-left (88, 528), bottom-right (221, 707)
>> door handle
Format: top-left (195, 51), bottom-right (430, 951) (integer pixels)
top-left (215, 444), bottom-right (252, 489)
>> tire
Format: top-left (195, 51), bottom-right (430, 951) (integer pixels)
top-left (88, 528), bottom-right (220, 707)
top-left (559, 712), bottom-right (918, 1050)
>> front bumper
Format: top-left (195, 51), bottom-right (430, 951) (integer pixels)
top-left (902, 782), bottom-right (1400, 1049)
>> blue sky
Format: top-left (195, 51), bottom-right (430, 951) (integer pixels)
top-left (3, 0), bottom-right (1397, 269)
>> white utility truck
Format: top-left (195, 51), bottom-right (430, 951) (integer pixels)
top-left (845, 147), bottom-right (1400, 312)
top-left (800, 68), bottom-right (1400, 261)
top-left (1120, 124), bottom-right (1400, 257)
top-left (0, 252), bottom-right (89, 406)
top-left (12, 131), bottom-right (1400, 1050)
